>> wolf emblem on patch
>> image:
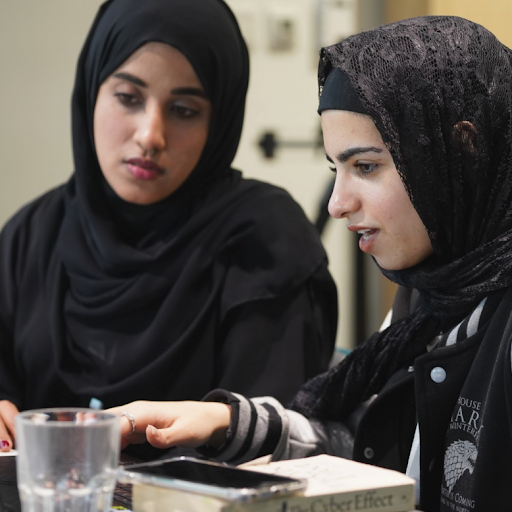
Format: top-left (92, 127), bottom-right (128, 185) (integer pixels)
top-left (444, 440), bottom-right (477, 492)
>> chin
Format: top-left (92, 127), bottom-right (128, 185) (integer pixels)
top-left (377, 257), bottom-right (430, 272)
top-left (374, 256), bottom-right (409, 272)
top-left (113, 185), bottom-right (164, 205)
top-left (377, 263), bottom-right (401, 271)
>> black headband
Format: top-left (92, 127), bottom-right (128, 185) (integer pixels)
top-left (318, 67), bottom-right (369, 115)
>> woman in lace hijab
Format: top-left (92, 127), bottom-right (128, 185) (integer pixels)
top-left (110, 16), bottom-right (512, 510)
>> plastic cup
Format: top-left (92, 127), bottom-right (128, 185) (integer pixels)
top-left (15, 408), bottom-right (120, 512)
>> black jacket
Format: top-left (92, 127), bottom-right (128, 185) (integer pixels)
top-left (354, 287), bottom-right (512, 511)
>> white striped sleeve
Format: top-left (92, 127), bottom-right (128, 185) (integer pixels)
top-left (199, 390), bottom-right (353, 464)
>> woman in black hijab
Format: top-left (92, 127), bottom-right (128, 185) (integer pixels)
top-left (0, 0), bottom-right (337, 450)
top-left (111, 16), bottom-right (512, 510)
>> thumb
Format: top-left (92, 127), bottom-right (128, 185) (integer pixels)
top-left (145, 424), bottom-right (204, 450)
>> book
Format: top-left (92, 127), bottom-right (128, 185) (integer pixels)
top-left (131, 454), bottom-right (415, 512)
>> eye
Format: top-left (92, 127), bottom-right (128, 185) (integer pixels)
top-left (170, 104), bottom-right (200, 119)
top-left (355, 163), bottom-right (378, 176)
top-left (329, 166), bottom-right (336, 173)
top-left (114, 92), bottom-right (140, 107)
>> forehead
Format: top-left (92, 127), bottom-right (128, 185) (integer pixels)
top-left (321, 110), bottom-right (385, 151)
top-left (113, 42), bottom-right (203, 88)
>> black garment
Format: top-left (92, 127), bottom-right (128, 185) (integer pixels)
top-left (354, 287), bottom-right (512, 511)
top-left (187, 285), bottom-right (512, 510)
top-left (0, 0), bottom-right (337, 411)
top-left (291, 16), bottom-right (512, 421)
top-left (317, 68), bottom-right (369, 115)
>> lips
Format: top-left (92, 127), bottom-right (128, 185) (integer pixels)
top-left (358, 229), bottom-right (378, 252)
top-left (357, 228), bottom-right (377, 240)
top-left (348, 225), bottom-right (379, 253)
top-left (125, 158), bottom-right (165, 181)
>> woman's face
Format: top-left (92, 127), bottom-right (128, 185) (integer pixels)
top-left (94, 42), bottom-right (212, 204)
top-left (322, 109), bottom-right (433, 270)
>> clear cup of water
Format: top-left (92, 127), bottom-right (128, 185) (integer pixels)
top-left (16, 408), bottom-right (120, 512)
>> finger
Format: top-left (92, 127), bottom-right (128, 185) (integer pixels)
top-left (120, 432), bottom-right (147, 450)
top-left (0, 401), bottom-right (19, 450)
top-left (108, 402), bottom-right (164, 434)
top-left (146, 425), bottom-right (174, 449)
top-left (117, 413), bottom-right (148, 449)
top-left (145, 424), bottom-right (205, 450)
top-left (0, 438), bottom-right (11, 452)
top-left (120, 437), bottom-right (129, 451)
top-left (120, 413), bottom-right (136, 437)
top-left (107, 404), bottom-right (151, 450)
top-left (106, 405), bottom-right (124, 415)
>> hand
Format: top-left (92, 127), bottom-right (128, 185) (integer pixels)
top-left (0, 400), bottom-right (19, 451)
top-left (106, 400), bottom-right (231, 451)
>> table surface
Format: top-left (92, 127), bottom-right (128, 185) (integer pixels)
top-left (0, 455), bottom-right (135, 512)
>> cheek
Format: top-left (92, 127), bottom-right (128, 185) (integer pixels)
top-left (172, 124), bottom-right (209, 162)
top-left (93, 103), bottom-right (130, 162)
top-left (366, 188), bottom-right (394, 221)
top-left (396, 205), bottom-right (433, 261)
top-left (381, 182), bottom-right (415, 225)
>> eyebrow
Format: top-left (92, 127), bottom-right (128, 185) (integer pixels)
top-left (171, 87), bottom-right (208, 99)
top-left (326, 146), bottom-right (383, 164)
top-left (112, 72), bottom-right (208, 99)
top-left (113, 72), bottom-right (146, 87)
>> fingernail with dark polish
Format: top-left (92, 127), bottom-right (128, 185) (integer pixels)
top-left (0, 441), bottom-right (9, 449)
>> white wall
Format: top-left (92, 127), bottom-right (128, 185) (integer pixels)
top-left (0, 0), bottom-right (356, 349)
top-left (226, 0), bottom-right (357, 349)
top-left (0, 1), bottom-right (104, 220)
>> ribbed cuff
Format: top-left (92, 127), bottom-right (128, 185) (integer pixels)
top-left (196, 389), bottom-right (241, 459)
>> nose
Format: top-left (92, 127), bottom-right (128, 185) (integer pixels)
top-left (135, 102), bottom-right (166, 156)
top-left (328, 172), bottom-right (360, 219)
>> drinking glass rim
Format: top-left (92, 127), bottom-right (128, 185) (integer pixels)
top-left (16, 407), bottom-right (118, 426)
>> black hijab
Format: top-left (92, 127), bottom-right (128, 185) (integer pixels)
top-left (71, 0), bottom-right (249, 242)
top-left (290, 16), bottom-right (512, 419)
top-left (33, 0), bottom-right (329, 406)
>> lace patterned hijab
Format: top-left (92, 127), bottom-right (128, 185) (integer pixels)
top-left (290, 16), bottom-right (512, 419)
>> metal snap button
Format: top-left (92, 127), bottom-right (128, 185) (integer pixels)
top-left (364, 447), bottom-right (374, 459)
top-left (430, 366), bottom-right (446, 383)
